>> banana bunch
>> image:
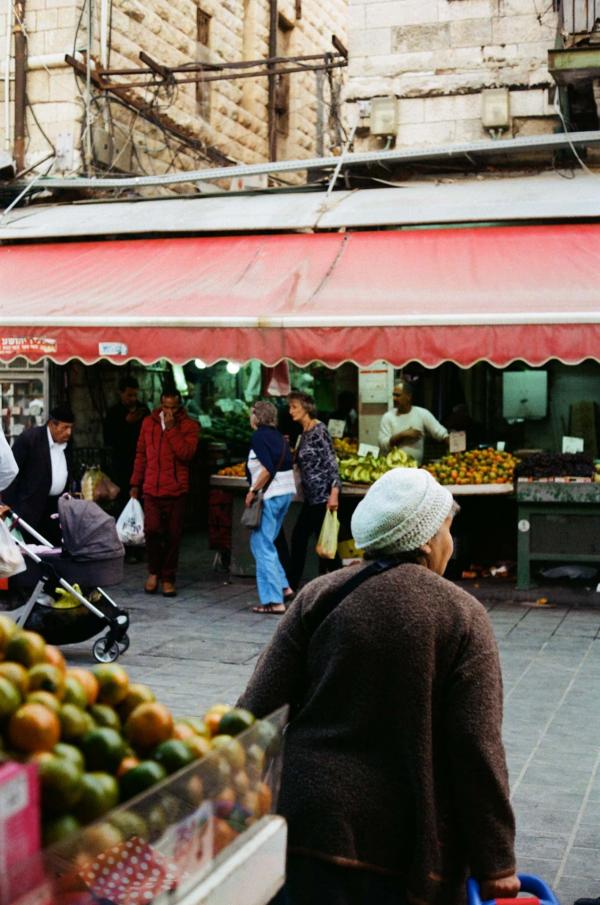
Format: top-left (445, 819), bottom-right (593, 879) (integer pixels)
top-left (333, 438), bottom-right (358, 457)
top-left (338, 448), bottom-right (417, 485)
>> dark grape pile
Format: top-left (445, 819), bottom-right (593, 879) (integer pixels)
top-left (514, 453), bottom-right (593, 479)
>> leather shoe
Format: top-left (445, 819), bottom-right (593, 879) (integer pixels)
top-left (144, 574), bottom-right (159, 594)
top-left (162, 581), bottom-right (177, 597)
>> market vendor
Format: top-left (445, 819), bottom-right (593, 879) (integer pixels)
top-left (378, 380), bottom-right (448, 465)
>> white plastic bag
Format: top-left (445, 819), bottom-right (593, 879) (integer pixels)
top-left (0, 518), bottom-right (26, 577)
top-left (116, 498), bottom-right (145, 546)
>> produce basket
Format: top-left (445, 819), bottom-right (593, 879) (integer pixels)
top-left (5, 706), bottom-right (288, 905)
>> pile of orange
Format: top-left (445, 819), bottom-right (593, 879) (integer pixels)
top-left (424, 448), bottom-right (519, 486)
top-left (216, 462), bottom-right (246, 477)
top-left (0, 615), bottom-right (275, 869)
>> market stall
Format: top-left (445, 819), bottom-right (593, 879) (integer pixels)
top-left (0, 178), bottom-right (599, 905)
top-left (1, 194), bottom-right (600, 589)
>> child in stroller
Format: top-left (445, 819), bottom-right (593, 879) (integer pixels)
top-left (7, 495), bottom-right (130, 663)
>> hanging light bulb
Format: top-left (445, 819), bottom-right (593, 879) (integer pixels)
top-left (194, 358), bottom-right (207, 370)
top-left (226, 361), bottom-right (240, 375)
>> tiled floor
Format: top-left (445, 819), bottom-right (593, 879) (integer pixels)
top-left (490, 604), bottom-right (600, 902)
top-left (32, 536), bottom-right (600, 903)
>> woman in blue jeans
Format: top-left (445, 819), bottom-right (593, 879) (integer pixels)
top-left (245, 401), bottom-right (295, 615)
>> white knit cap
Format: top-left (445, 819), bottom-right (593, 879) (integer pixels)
top-left (351, 468), bottom-right (454, 555)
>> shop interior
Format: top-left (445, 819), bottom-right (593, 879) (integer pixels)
top-left (2, 355), bottom-right (599, 587)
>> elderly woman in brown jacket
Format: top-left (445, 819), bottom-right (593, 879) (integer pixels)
top-left (238, 467), bottom-right (519, 905)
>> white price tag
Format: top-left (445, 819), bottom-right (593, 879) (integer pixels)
top-left (496, 441), bottom-right (506, 452)
top-left (562, 436), bottom-right (584, 454)
top-left (198, 415), bottom-right (212, 428)
top-left (327, 419), bottom-right (346, 439)
top-left (449, 431), bottom-right (466, 453)
top-left (0, 772), bottom-right (28, 818)
top-left (358, 443), bottom-right (380, 458)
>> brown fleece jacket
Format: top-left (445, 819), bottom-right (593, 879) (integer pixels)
top-left (238, 563), bottom-right (515, 905)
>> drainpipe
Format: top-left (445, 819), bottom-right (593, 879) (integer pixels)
top-left (267, 0), bottom-right (277, 161)
top-left (99, 0), bottom-right (109, 68)
top-left (13, 0), bottom-right (27, 171)
top-left (4, 0), bottom-right (12, 153)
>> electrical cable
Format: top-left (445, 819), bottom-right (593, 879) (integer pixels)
top-left (24, 91), bottom-right (56, 155)
top-left (0, 154), bottom-right (55, 220)
top-left (554, 100), bottom-right (600, 178)
top-left (530, 0), bottom-right (557, 25)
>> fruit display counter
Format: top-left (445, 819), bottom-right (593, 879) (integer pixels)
top-left (209, 475), bottom-right (515, 577)
top-left (0, 617), bottom-right (288, 905)
top-left (210, 475), bottom-right (515, 496)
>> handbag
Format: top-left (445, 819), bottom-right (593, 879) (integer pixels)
top-left (241, 438), bottom-right (288, 530)
top-left (240, 491), bottom-right (263, 529)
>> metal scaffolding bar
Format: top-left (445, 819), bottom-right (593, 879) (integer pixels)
top-left (22, 130), bottom-right (600, 191)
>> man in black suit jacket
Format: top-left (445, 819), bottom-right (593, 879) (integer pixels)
top-left (4, 404), bottom-right (75, 545)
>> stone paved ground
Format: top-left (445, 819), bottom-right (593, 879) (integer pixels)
top-left (40, 534), bottom-right (600, 902)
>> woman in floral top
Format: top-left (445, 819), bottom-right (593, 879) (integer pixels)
top-left (288, 391), bottom-right (342, 590)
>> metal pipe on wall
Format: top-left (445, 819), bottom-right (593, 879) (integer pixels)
top-left (3, 0), bottom-right (13, 153)
top-left (99, 0), bottom-right (109, 68)
top-left (84, 0), bottom-right (93, 171)
top-left (267, 0), bottom-right (277, 162)
top-left (13, 0), bottom-right (26, 171)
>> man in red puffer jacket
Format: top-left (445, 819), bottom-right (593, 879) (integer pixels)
top-left (130, 390), bottom-right (200, 597)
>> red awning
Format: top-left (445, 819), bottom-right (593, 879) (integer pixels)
top-left (1, 223), bottom-right (599, 367)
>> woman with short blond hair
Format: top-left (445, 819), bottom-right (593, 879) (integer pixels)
top-left (245, 401), bottom-right (295, 615)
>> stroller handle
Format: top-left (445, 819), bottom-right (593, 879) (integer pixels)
top-left (466, 874), bottom-right (560, 905)
top-left (7, 510), bottom-right (55, 548)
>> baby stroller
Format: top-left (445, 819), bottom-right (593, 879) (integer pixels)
top-left (7, 495), bottom-right (130, 663)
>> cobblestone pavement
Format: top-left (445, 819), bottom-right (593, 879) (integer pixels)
top-left (56, 535), bottom-right (600, 903)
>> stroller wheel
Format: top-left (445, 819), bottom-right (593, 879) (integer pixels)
top-left (93, 636), bottom-right (120, 663)
top-left (118, 634), bottom-right (130, 654)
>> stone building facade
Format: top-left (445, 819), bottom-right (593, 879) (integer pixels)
top-left (0, 0), bottom-right (347, 178)
top-left (346, 0), bottom-right (564, 151)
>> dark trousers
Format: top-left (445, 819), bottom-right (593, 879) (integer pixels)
top-left (39, 496), bottom-right (62, 547)
top-left (289, 501), bottom-right (341, 591)
top-left (143, 494), bottom-right (187, 582)
top-left (270, 854), bottom-right (408, 905)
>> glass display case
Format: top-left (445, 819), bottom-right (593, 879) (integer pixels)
top-left (0, 359), bottom-right (48, 443)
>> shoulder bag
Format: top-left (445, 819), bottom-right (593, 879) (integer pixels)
top-left (241, 438), bottom-right (288, 530)
top-left (302, 557), bottom-right (400, 634)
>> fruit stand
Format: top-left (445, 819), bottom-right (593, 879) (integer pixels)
top-left (210, 474), bottom-right (515, 578)
top-left (0, 617), bottom-right (289, 905)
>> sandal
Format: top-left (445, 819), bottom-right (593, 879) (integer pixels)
top-left (252, 603), bottom-right (286, 615)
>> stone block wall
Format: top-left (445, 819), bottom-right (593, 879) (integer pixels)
top-left (0, 0), bottom-right (347, 180)
top-left (347, 0), bottom-right (561, 150)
